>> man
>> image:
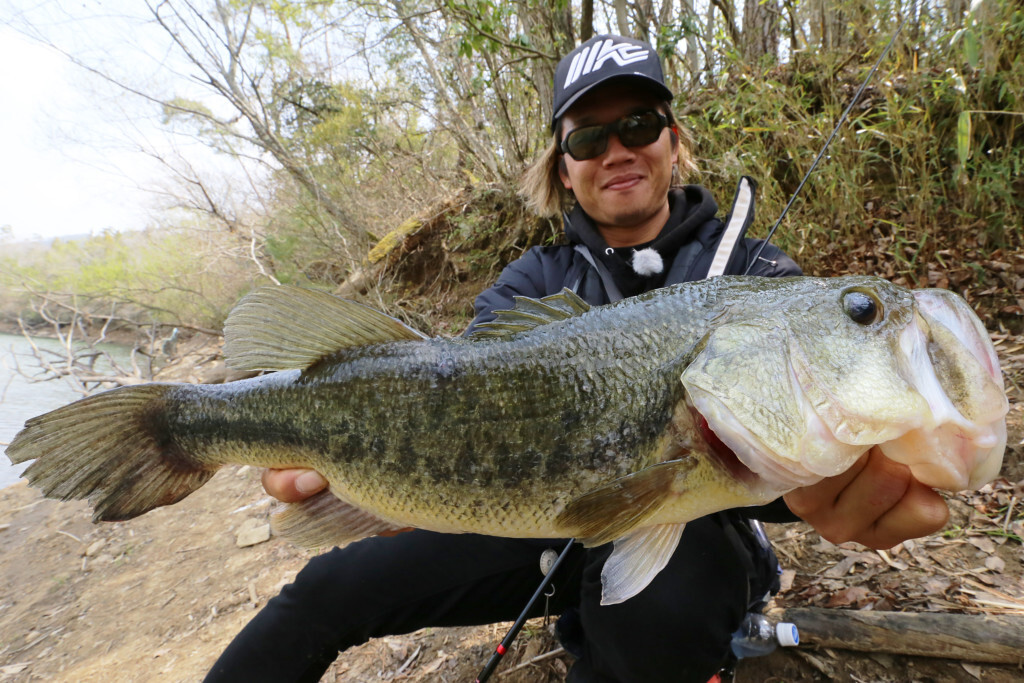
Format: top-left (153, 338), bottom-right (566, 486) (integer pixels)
top-left (207, 34), bottom-right (949, 682)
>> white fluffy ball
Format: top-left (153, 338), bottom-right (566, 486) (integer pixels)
top-left (631, 248), bottom-right (664, 276)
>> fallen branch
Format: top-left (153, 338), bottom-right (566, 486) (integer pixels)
top-left (771, 607), bottom-right (1024, 665)
top-left (497, 647), bottom-right (565, 677)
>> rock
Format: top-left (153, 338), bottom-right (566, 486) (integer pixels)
top-left (235, 518), bottom-right (271, 548)
top-left (85, 539), bottom-right (106, 557)
top-left (1, 663), bottom-right (30, 675)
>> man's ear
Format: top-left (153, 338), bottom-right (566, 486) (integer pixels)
top-left (669, 127), bottom-right (679, 165)
top-left (558, 155), bottom-right (572, 190)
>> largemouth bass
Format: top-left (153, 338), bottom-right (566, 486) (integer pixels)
top-left (6, 276), bottom-right (1007, 604)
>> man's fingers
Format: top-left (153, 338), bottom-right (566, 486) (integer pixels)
top-left (861, 479), bottom-right (948, 549)
top-left (784, 447), bottom-right (950, 549)
top-left (261, 468), bottom-right (328, 503)
top-left (784, 451), bottom-right (871, 522)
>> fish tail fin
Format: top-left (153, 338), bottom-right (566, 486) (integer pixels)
top-left (6, 384), bottom-right (216, 522)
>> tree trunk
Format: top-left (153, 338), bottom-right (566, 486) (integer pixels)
top-left (741, 0), bottom-right (780, 64)
top-left (636, 0), bottom-right (655, 41)
top-left (704, 2), bottom-right (716, 81)
top-left (615, 0), bottom-right (630, 36)
top-left (772, 608), bottom-right (1024, 665)
top-left (516, 1), bottom-right (574, 135)
top-left (580, 0), bottom-right (594, 41)
top-left (710, 0), bottom-right (741, 51)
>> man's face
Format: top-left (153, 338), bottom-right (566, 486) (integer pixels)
top-left (557, 82), bottom-right (678, 243)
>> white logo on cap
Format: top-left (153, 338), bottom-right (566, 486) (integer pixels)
top-left (563, 39), bottom-right (650, 89)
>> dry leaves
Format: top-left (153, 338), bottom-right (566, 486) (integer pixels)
top-left (772, 477), bottom-right (1024, 617)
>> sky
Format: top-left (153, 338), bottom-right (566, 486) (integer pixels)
top-left (0, 24), bottom-right (149, 241)
top-left (0, 1), bottom-right (230, 243)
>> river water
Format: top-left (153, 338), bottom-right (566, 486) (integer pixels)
top-left (0, 333), bottom-right (131, 489)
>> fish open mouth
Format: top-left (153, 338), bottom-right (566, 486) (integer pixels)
top-left (873, 290), bottom-right (1008, 490)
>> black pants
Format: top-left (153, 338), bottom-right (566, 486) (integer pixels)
top-left (205, 516), bottom-right (751, 682)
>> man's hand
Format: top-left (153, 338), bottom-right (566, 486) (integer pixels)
top-left (262, 468), bottom-right (328, 503)
top-left (783, 446), bottom-right (950, 549)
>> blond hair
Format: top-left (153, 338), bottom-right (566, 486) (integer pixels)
top-left (519, 105), bottom-right (698, 218)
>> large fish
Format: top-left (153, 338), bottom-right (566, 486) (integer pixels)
top-left (6, 276), bottom-right (1007, 604)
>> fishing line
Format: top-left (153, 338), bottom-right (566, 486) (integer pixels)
top-left (744, 20), bottom-right (906, 274)
top-left (475, 538), bottom-right (575, 683)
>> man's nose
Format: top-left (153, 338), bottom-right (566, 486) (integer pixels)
top-left (601, 132), bottom-right (635, 162)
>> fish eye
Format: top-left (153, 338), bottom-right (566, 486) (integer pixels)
top-left (842, 290), bottom-right (882, 325)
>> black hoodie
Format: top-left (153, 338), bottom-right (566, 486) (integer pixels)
top-left (564, 185), bottom-right (721, 298)
top-left (467, 183), bottom-right (801, 333)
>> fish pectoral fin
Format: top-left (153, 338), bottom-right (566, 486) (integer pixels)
top-left (600, 523), bottom-right (686, 605)
top-left (468, 289), bottom-right (590, 339)
top-left (556, 459), bottom-right (694, 547)
top-left (224, 285), bottom-right (427, 372)
top-left (271, 490), bottom-right (407, 549)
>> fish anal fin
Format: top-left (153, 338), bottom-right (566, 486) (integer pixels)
top-left (468, 288), bottom-right (591, 339)
top-left (556, 458), bottom-right (695, 547)
top-left (224, 285), bottom-right (427, 372)
top-left (600, 523), bottom-right (686, 605)
top-left (271, 490), bottom-right (408, 549)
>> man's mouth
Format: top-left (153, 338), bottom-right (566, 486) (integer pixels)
top-left (603, 174), bottom-right (644, 191)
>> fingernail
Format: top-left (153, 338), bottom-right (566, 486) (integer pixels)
top-left (295, 471), bottom-right (326, 494)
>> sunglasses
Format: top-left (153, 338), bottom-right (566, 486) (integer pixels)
top-left (560, 110), bottom-right (670, 161)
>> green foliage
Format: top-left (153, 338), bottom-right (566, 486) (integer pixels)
top-left (5, 0), bottom-right (1022, 342)
top-left (162, 98), bottom-right (216, 126)
top-left (0, 229), bottom-right (255, 332)
top-left (680, 2), bottom-right (1023, 286)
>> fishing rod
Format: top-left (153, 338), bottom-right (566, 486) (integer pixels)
top-left (745, 20), bottom-right (906, 274)
top-left (476, 22), bottom-right (905, 682)
top-left (475, 538), bottom-right (575, 683)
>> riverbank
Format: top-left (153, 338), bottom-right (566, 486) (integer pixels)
top-left (0, 318), bottom-right (144, 347)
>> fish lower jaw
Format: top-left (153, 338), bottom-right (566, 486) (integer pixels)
top-left (876, 419), bottom-right (1007, 491)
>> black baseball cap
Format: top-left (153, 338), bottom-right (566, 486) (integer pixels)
top-left (551, 34), bottom-right (674, 131)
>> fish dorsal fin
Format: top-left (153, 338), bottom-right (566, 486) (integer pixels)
top-left (469, 288), bottom-right (591, 340)
top-left (555, 458), bottom-right (695, 547)
top-left (224, 285), bottom-right (427, 371)
top-left (271, 489), bottom-right (409, 549)
top-left (600, 523), bottom-right (686, 605)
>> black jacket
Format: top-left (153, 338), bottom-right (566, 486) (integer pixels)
top-left (467, 181), bottom-right (801, 334)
